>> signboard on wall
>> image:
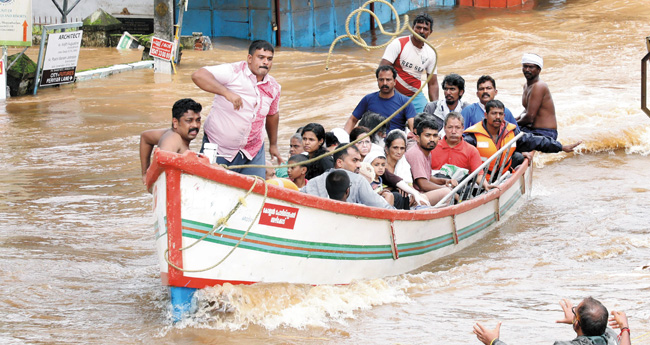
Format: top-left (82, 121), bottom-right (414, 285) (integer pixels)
top-left (40, 31), bottom-right (83, 86)
top-left (0, 0), bottom-right (32, 46)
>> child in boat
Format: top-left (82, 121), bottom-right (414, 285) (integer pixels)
top-left (287, 154), bottom-right (309, 188)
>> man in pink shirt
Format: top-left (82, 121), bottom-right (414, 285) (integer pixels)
top-left (192, 40), bottom-right (282, 178)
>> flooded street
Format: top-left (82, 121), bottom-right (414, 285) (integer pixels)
top-left (1, 0), bottom-right (649, 343)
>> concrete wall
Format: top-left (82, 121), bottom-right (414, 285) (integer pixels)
top-left (32, 0), bottom-right (152, 22)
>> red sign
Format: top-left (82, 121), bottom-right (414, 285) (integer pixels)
top-left (0, 60), bottom-right (3, 75)
top-left (149, 37), bottom-right (174, 61)
top-left (259, 203), bottom-right (299, 230)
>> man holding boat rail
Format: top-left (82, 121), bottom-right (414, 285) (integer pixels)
top-left (191, 40), bottom-right (283, 179)
top-left (380, 13), bottom-right (439, 112)
top-left (463, 100), bottom-right (581, 182)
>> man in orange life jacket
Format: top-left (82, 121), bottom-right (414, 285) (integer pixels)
top-left (464, 100), bottom-right (581, 182)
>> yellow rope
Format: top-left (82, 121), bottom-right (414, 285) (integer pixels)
top-left (633, 330), bottom-right (650, 342)
top-left (164, 176), bottom-right (269, 272)
top-left (224, 0), bottom-right (438, 172)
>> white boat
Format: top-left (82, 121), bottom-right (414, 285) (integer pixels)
top-left (145, 136), bottom-right (532, 319)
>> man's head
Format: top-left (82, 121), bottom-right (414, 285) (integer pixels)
top-left (442, 73), bottom-right (465, 106)
top-left (333, 144), bottom-right (362, 173)
top-left (522, 53), bottom-right (543, 82)
top-left (325, 131), bottom-right (340, 152)
top-left (476, 75), bottom-right (498, 105)
top-left (411, 13), bottom-right (433, 43)
top-left (326, 170), bottom-right (350, 202)
top-left (414, 118), bottom-right (439, 152)
top-left (171, 98), bottom-right (202, 142)
top-left (289, 133), bottom-right (304, 156)
top-left (574, 297), bottom-right (609, 336)
top-left (247, 40), bottom-right (274, 80)
top-left (443, 112), bottom-right (464, 146)
top-left (376, 65), bottom-right (397, 96)
top-left (484, 100), bottom-right (505, 132)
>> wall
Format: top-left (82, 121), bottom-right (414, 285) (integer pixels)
top-left (180, 0), bottom-right (442, 48)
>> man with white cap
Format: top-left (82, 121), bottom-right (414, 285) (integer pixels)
top-left (518, 53), bottom-right (559, 140)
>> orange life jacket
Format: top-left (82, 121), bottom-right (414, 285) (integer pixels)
top-left (464, 121), bottom-right (517, 181)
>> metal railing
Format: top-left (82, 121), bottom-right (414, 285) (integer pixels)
top-left (642, 36), bottom-right (650, 118)
top-left (434, 132), bottom-right (524, 207)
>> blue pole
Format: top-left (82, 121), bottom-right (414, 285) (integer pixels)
top-left (170, 286), bottom-right (197, 322)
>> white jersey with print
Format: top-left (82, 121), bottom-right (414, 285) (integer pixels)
top-left (382, 36), bottom-right (438, 97)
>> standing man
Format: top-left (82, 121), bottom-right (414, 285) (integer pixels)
top-left (344, 65), bottom-right (417, 134)
top-left (461, 75), bottom-right (519, 130)
top-left (423, 73), bottom-right (470, 132)
top-left (191, 40), bottom-right (282, 178)
top-left (518, 53), bottom-right (559, 139)
top-left (380, 13), bottom-right (439, 112)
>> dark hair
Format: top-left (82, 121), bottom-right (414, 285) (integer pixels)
top-left (333, 143), bottom-right (359, 163)
top-left (413, 112), bottom-right (437, 131)
top-left (415, 118), bottom-right (439, 135)
top-left (172, 98), bottom-right (202, 122)
top-left (248, 40), bottom-right (274, 55)
top-left (384, 129), bottom-right (407, 148)
top-left (443, 111), bottom-right (464, 128)
top-left (288, 154), bottom-right (308, 165)
top-left (412, 13), bottom-right (433, 30)
top-left (358, 112), bottom-right (387, 143)
top-left (325, 132), bottom-right (340, 147)
top-left (442, 73), bottom-right (465, 94)
top-left (375, 65), bottom-right (397, 79)
top-left (326, 170), bottom-right (350, 201)
top-left (349, 126), bottom-right (370, 142)
top-left (477, 75), bottom-right (496, 90)
top-left (485, 100), bottom-right (505, 114)
top-left (577, 297), bottom-right (608, 336)
top-left (301, 123), bottom-right (326, 150)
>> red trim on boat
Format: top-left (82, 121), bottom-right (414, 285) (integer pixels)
top-left (146, 149), bottom-right (529, 222)
top-left (166, 169), bottom-right (184, 286)
top-left (160, 272), bottom-right (257, 288)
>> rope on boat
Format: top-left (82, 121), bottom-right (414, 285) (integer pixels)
top-left (164, 176), bottom-right (269, 272)
top-left (223, 0), bottom-right (438, 173)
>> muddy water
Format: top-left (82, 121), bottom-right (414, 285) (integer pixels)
top-left (1, 0), bottom-right (650, 343)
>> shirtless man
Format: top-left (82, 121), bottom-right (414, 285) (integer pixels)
top-left (139, 98), bottom-right (202, 183)
top-left (518, 53), bottom-right (558, 140)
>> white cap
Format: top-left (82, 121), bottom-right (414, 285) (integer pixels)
top-left (521, 53), bottom-right (543, 69)
top-left (331, 128), bottom-right (349, 144)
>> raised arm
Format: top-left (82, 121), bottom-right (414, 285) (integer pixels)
top-left (343, 115), bottom-right (360, 134)
top-left (191, 67), bottom-right (242, 110)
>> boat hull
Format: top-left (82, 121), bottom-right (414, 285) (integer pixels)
top-left (148, 150), bottom-right (533, 287)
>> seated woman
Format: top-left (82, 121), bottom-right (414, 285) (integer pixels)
top-left (349, 126), bottom-right (373, 161)
top-left (301, 123), bottom-right (334, 180)
top-left (364, 150), bottom-right (429, 209)
top-left (383, 129), bottom-right (413, 185)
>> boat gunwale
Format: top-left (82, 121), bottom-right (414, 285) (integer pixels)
top-left (146, 149), bottom-right (529, 222)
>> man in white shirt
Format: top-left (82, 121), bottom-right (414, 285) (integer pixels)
top-left (380, 13), bottom-right (439, 113)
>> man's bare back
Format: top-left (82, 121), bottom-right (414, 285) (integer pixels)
top-left (518, 55), bottom-right (557, 132)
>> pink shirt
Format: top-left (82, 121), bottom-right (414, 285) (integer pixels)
top-left (404, 145), bottom-right (432, 192)
top-left (203, 61), bottom-right (281, 161)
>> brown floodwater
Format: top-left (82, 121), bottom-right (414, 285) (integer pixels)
top-left (1, 0), bottom-right (649, 343)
